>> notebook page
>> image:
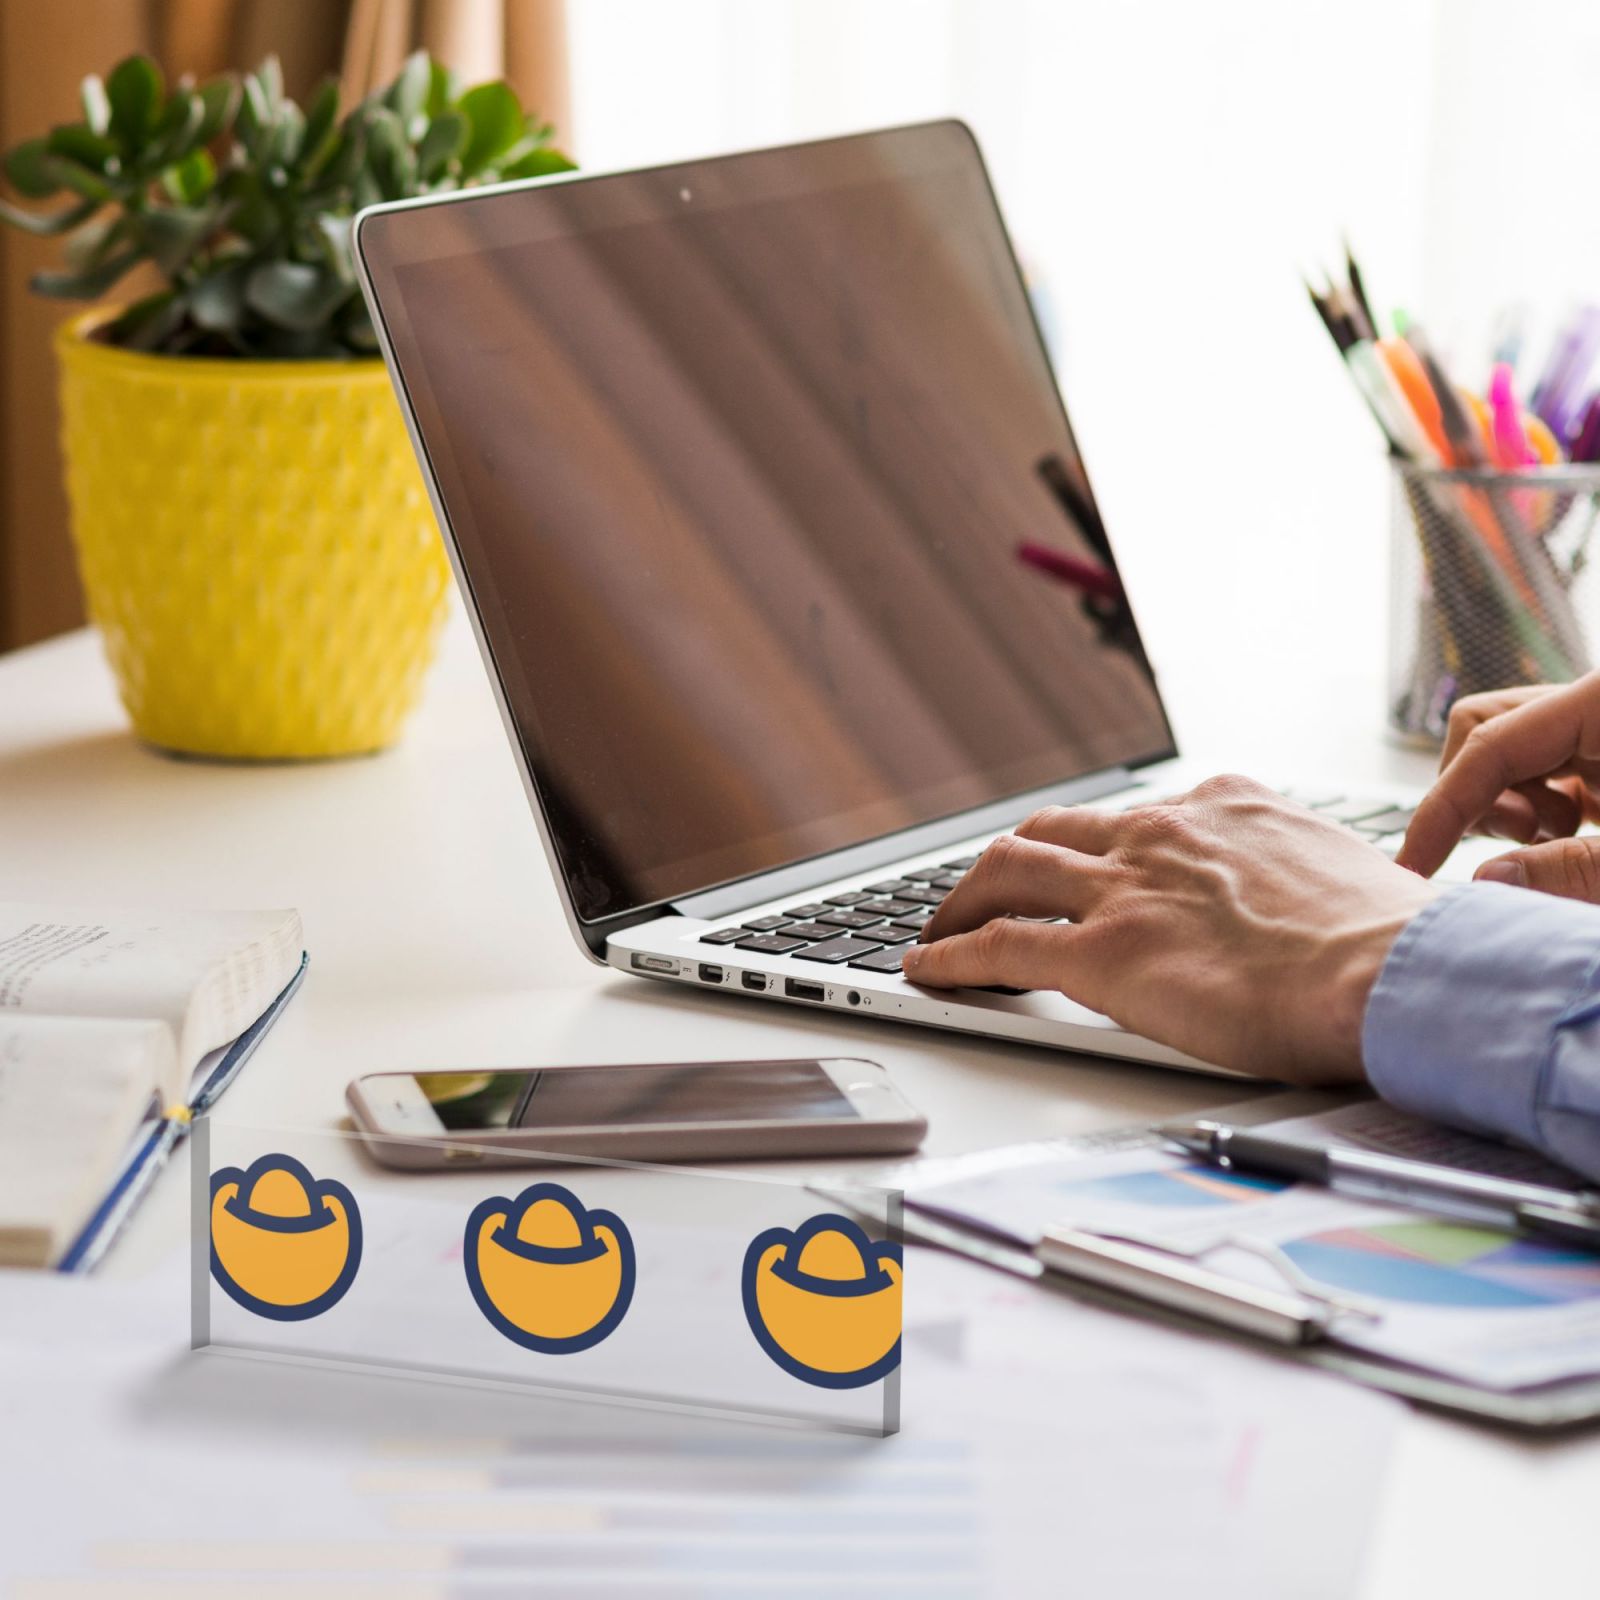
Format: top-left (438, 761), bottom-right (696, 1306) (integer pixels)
top-left (0, 907), bottom-right (302, 1078)
top-left (0, 1016), bottom-right (174, 1268)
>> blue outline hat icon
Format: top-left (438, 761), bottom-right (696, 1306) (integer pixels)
top-left (209, 1153), bottom-right (363, 1321)
top-left (463, 1181), bottom-right (636, 1354)
top-left (742, 1212), bottom-right (902, 1388)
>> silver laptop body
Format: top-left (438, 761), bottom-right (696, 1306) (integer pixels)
top-left (355, 122), bottom-right (1439, 1080)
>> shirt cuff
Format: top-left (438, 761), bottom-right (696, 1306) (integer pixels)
top-left (1361, 881), bottom-right (1600, 1147)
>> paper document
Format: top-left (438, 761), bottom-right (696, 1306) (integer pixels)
top-left (0, 1245), bottom-right (1395, 1598)
top-left (906, 1110), bottom-right (1600, 1392)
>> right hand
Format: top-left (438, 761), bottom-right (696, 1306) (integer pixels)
top-left (1397, 674), bottom-right (1600, 898)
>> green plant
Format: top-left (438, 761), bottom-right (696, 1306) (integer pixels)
top-left (0, 52), bottom-right (574, 358)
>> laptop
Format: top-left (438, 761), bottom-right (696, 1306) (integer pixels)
top-left (354, 121), bottom-right (1441, 1079)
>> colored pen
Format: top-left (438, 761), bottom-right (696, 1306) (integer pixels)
top-left (1534, 307), bottom-right (1600, 441)
top-left (1163, 1119), bottom-right (1600, 1254)
top-left (1573, 394), bottom-right (1600, 464)
top-left (1378, 336), bottom-right (1452, 460)
top-left (1488, 363), bottom-right (1538, 469)
top-left (1346, 341), bottom-right (1432, 460)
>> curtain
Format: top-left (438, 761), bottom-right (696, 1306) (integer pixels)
top-left (0, 0), bottom-right (570, 652)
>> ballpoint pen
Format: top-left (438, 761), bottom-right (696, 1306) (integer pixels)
top-left (1163, 1119), bottom-right (1600, 1254)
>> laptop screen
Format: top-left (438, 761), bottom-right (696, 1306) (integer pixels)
top-left (360, 123), bottom-right (1173, 923)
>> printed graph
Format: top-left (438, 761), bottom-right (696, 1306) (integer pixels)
top-left (1283, 1221), bottom-right (1600, 1310)
top-left (1058, 1164), bottom-right (1290, 1210)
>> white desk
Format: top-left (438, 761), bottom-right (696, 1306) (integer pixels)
top-left (2, 612), bottom-right (1595, 1597)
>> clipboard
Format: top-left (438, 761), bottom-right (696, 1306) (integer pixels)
top-left (819, 1090), bottom-right (1600, 1432)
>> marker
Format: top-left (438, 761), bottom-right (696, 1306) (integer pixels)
top-left (1572, 394), bottom-right (1600, 464)
top-left (1378, 337), bottom-right (1451, 460)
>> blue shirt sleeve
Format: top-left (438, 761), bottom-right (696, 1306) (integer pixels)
top-left (1362, 881), bottom-right (1600, 1182)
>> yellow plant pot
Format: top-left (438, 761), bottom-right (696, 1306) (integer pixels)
top-left (55, 310), bottom-right (451, 759)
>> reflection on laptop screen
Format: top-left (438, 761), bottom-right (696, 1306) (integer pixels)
top-left (364, 124), bottom-right (1173, 922)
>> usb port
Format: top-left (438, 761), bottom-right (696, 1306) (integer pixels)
top-left (785, 978), bottom-right (826, 1002)
top-left (698, 963), bottom-right (725, 984)
top-left (741, 972), bottom-right (767, 992)
top-left (631, 953), bottom-right (678, 975)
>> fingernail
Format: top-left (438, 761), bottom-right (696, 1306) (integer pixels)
top-left (1477, 859), bottom-right (1526, 887)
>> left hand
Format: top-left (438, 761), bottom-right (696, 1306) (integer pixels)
top-left (900, 776), bottom-right (1444, 1082)
top-left (1397, 677), bottom-right (1600, 899)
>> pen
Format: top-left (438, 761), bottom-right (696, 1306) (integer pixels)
top-left (1410, 332), bottom-right (1581, 677)
top-left (1163, 1119), bottom-right (1600, 1254)
top-left (1346, 340), bottom-right (1431, 460)
top-left (1572, 394), bottom-right (1600, 464)
top-left (1488, 363), bottom-right (1538, 469)
top-left (1378, 336), bottom-right (1453, 460)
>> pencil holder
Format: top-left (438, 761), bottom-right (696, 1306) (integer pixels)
top-left (1387, 460), bottom-right (1600, 746)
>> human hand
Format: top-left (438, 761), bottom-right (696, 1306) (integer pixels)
top-left (899, 776), bottom-right (1444, 1082)
top-left (1397, 674), bottom-right (1600, 899)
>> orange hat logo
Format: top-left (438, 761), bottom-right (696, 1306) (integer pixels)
top-left (464, 1182), bottom-right (636, 1354)
top-left (742, 1213), bottom-right (902, 1388)
top-left (209, 1154), bottom-right (362, 1321)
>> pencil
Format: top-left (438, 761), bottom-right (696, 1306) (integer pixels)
top-left (1344, 239), bottom-right (1379, 341)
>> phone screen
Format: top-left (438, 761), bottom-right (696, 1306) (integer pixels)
top-left (405, 1062), bottom-right (859, 1132)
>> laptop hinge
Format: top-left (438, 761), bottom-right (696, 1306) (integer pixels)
top-left (671, 767), bottom-right (1143, 923)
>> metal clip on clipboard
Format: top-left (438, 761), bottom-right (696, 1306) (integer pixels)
top-left (810, 1185), bottom-right (1348, 1346)
top-left (1036, 1227), bottom-right (1332, 1346)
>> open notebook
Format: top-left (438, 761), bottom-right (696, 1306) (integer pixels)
top-left (0, 906), bottom-right (305, 1269)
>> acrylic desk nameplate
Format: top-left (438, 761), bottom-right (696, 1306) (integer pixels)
top-left (191, 1117), bottom-right (902, 1437)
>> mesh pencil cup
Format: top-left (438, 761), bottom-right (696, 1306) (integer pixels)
top-left (1388, 460), bottom-right (1600, 747)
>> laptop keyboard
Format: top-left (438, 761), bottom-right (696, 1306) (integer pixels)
top-left (696, 788), bottom-right (1416, 981)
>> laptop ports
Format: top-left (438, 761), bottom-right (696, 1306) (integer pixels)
top-left (741, 971), bottom-right (768, 992)
top-left (785, 978), bottom-right (826, 1002)
top-left (698, 963), bottom-right (725, 984)
top-left (631, 953), bottom-right (678, 975)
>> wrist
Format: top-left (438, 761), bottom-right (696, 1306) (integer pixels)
top-left (1315, 895), bottom-right (1442, 1083)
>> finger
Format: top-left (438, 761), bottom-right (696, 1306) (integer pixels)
top-left (1480, 790), bottom-right (1541, 843)
top-left (1476, 837), bottom-right (1600, 901)
top-left (1480, 782), bottom-right (1582, 844)
top-left (1439, 686), bottom-right (1551, 771)
top-left (1013, 804), bottom-right (1122, 855)
top-left (901, 917), bottom-right (1078, 992)
top-left (1399, 684), bottom-right (1600, 876)
top-left (920, 834), bottom-right (1109, 943)
top-left (1510, 780), bottom-right (1583, 842)
top-left (1568, 769), bottom-right (1600, 824)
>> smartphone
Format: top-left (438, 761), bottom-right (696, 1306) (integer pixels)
top-left (345, 1058), bottom-right (927, 1169)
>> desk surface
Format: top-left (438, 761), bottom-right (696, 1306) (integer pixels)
top-left (2, 612), bottom-right (1595, 1597)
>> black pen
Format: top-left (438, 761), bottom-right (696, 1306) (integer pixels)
top-left (1162, 1119), bottom-right (1600, 1255)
